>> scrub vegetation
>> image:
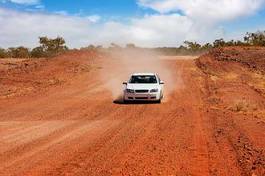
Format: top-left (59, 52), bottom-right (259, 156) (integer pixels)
top-left (1, 31), bottom-right (265, 58)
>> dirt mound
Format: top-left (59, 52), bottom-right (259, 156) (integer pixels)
top-left (197, 47), bottom-right (265, 74)
top-left (196, 47), bottom-right (265, 175)
top-left (0, 50), bottom-right (99, 98)
top-left (197, 46), bottom-right (265, 118)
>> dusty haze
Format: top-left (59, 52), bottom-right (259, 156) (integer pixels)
top-left (99, 49), bottom-right (184, 102)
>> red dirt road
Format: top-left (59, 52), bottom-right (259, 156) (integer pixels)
top-left (0, 51), bottom-right (264, 176)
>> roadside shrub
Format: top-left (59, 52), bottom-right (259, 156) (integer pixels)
top-left (31, 46), bottom-right (45, 58)
top-left (0, 48), bottom-right (8, 58)
top-left (1, 30), bottom-right (265, 58)
top-left (126, 43), bottom-right (136, 48)
top-left (213, 39), bottom-right (226, 48)
top-left (7, 47), bottom-right (30, 58)
top-left (244, 31), bottom-right (265, 46)
top-left (38, 36), bottom-right (68, 57)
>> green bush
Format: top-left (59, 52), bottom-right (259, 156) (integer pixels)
top-left (38, 36), bottom-right (68, 57)
top-left (244, 31), bottom-right (265, 46)
top-left (1, 31), bottom-right (265, 58)
top-left (0, 48), bottom-right (8, 58)
top-left (7, 47), bottom-right (30, 58)
top-left (31, 46), bottom-right (45, 58)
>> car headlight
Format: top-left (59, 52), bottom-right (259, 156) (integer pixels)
top-left (150, 89), bottom-right (159, 93)
top-left (126, 89), bottom-right (135, 93)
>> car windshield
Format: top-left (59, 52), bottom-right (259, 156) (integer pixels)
top-left (129, 75), bottom-right (157, 84)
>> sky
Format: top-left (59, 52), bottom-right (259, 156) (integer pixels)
top-left (0, 0), bottom-right (265, 48)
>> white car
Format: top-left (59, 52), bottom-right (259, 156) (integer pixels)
top-left (123, 73), bottom-right (164, 103)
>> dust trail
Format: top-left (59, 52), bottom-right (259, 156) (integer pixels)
top-left (99, 48), bottom-right (184, 102)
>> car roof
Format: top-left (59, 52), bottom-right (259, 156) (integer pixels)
top-left (132, 73), bottom-right (156, 76)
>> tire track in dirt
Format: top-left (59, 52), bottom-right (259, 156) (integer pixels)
top-left (1, 54), bottom-right (263, 175)
top-left (36, 59), bottom-right (213, 176)
top-left (0, 107), bottom-right (123, 175)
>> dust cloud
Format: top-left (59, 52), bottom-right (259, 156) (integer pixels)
top-left (99, 48), bottom-right (184, 102)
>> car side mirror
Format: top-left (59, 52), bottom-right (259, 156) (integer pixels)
top-left (123, 82), bottom-right (127, 85)
top-left (160, 81), bottom-right (164, 85)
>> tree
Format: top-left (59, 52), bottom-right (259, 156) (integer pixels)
top-left (184, 41), bottom-right (202, 52)
top-left (213, 39), bottom-right (226, 48)
top-left (80, 45), bottom-right (96, 50)
top-left (126, 43), bottom-right (136, 48)
top-left (38, 36), bottom-right (68, 57)
top-left (0, 48), bottom-right (8, 58)
top-left (234, 40), bottom-right (247, 46)
top-left (201, 43), bottom-right (213, 50)
top-left (96, 45), bottom-right (103, 49)
top-left (244, 31), bottom-right (265, 46)
top-left (110, 43), bottom-right (121, 49)
top-left (31, 46), bottom-right (45, 58)
top-left (17, 47), bottom-right (30, 58)
top-left (7, 47), bottom-right (30, 58)
top-left (226, 40), bottom-right (236, 46)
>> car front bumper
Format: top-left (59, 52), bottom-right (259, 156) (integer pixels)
top-left (124, 92), bottom-right (161, 101)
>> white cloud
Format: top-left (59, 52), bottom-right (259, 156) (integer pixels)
top-left (96, 14), bottom-right (193, 46)
top-left (136, 0), bottom-right (265, 45)
top-left (0, 8), bottom-right (197, 48)
top-left (34, 4), bottom-right (44, 9)
top-left (0, 0), bottom-right (264, 48)
top-left (1, 0), bottom-right (40, 5)
top-left (0, 8), bottom-right (101, 48)
top-left (86, 15), bottom-right (101, 23)
top-left (138, 0), bottom-right (265, 22)
top-left (54, 10), bottom-right (68, 16)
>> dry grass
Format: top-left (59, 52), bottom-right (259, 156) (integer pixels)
top-left (224, 72), bottom-right (238, 80)
top-left (210, 75), bottom-right (219, 82)
top-left (228, 99), bottom-right (258, 113)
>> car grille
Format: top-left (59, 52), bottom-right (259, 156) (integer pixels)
top-left (135, 90), bottom-right (149, 93)
top-left (135, 97), bottom-right (148, 100)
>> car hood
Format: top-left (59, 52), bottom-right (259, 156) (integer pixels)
top-left (126, 83), bottom-right (160, 90)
